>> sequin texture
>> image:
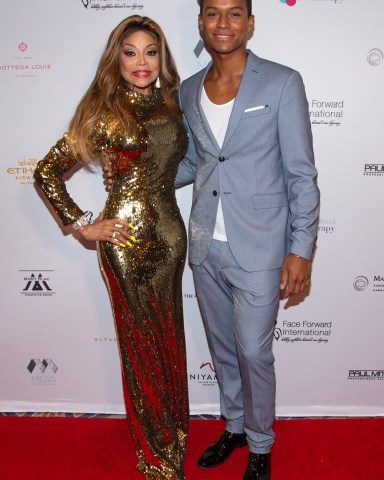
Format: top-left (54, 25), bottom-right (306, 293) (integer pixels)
top-left (34, 87), bottom-right (189, 479)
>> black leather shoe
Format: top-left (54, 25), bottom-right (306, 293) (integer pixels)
top-left (243, 452), bottom-right (271, 479)
top-left (197, 430), bottom-right (247, 469)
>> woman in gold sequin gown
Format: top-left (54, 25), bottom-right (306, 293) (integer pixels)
top-left (34, 16), bottom-right (189, 480)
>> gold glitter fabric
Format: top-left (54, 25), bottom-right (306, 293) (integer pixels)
top-left (34, 87), bottom-right (189, 479)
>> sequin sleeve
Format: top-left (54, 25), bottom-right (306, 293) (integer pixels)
top-left (34, 134), bottom-right (85, 226)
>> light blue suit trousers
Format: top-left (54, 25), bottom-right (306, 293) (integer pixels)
top-left (193, 240), bottom-right (281, 454)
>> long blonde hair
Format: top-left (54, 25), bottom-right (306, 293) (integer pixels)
top-left (68, 15), bottom-right (181, 164)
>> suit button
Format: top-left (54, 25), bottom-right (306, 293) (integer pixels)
top-left (213, 190), bottom-right (218, 196)
top-left (219, 156), bottom-right (225, 162)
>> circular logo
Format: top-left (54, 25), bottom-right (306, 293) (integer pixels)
top-left (367, 48), bottom-right (383, 67)
top-left (353, 276), bottom-right (369, 291)
top-left (280, 0), bottom-right (297, 5)
top-left (18, 42), bottom-right (27, 52)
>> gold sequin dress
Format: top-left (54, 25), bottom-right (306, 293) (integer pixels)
top-left (34, 87), bottom-right (189, 480)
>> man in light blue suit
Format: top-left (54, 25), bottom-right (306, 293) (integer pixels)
top-left (176, 0), bottom-right (320, 478)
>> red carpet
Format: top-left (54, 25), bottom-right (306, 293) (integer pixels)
top-left (0, 417), bottom-right (383, 479)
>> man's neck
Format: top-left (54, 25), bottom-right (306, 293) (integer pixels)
top-left (203, 48), bottom-right (248, 104)
top-left (209, 48), bottom-right (248, 80)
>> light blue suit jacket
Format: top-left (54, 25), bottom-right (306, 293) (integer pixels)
top-left (176, 51), bottom-right (320, 272)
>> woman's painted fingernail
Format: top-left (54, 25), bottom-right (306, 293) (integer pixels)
top-left (126, 241), bottom-right (133, 247)
top-left (119, 243), bottom-right (126, 248)
top-left (129, 223), bottom-right (135, 230)
top-left (131, 236), bottom-right (137, 243)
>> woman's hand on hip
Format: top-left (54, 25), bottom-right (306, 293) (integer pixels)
top-left (77, 214), bottom-right (135, 247)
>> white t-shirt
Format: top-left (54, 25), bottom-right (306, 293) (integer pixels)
top-left (201, 87), bottom-right (235, 241)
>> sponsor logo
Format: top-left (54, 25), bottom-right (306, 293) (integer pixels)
top-left (20, 270), bottom-right (56, 296)
top-left (7, 158), bottom-right (37, 185)
top-left (27, 359), bottom-right (58, 386)
top-left (80, 0), bottom-right (144, 11)
top-left (279, 0), bottom-right (344, 6)
top-left (318, 218), bottom-right (336, 235)
top-left (279, 0), bottom-right (297, 6)
top-left (18, 42), bottom-right (28, 53)
top-left (353, 276), bottom-right (369, 291)
top-left (27, 359), bottom-right (58, 374)
top-left (183, 292), bottom-right (197, 299)
top-left (353, 275), bottom-right (384, 293)
top-left (93, 337), bottom-right (117, 343)
top-left (200, 362), bottom-right (215, 373)
top-left (373, 275), bottom-right (384, 293)
top-left (309, 0), bottom-right (344, 3)
top-left (274, 320), bottom-right (332, 344)
top-left (367, 48), bottom-right (383, 67)
top-left (0, 42), bottom-right (51, 79)
top-left (310, 99), bottom-right (344, 128)
top-left (364, 164), bottom-right (384, 177)
top-left (193, 39), bottom-right (210, 70)
top-left (194, 40), bottom-right (205, 59)
top-left (189, 361), bottom-right (218, 387)
top-left (348, 370), bottom-right (384, 381)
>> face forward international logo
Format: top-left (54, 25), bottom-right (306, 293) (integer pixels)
top-left (274, 320), bottom-right (331, 344)
top-left (27, 359), bottom-right (58, 386)
top-left (280, 0), bottom-right (297, 6)
top-left (80, 0), bottom-right (144, 11)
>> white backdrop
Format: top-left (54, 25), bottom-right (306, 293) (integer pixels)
top-left (1, 0), bottom-right (383, 416)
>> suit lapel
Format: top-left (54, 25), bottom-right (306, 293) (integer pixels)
top-left (222, 52), bottom-right (262, 151)
top-left (187, 52), bottom-right (263, 155)
top-left (194, 62), bottom-right (221, 153)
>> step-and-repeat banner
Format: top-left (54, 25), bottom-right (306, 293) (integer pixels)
top-left (1, 0), bottom-right (383, 416)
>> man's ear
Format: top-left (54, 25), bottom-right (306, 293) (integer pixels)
top-left (247, 15), bottom-right (255, 41)
top-left (198, 14), bottom-right (203, 35)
